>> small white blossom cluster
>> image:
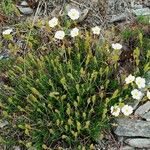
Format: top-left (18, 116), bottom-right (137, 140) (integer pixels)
top-left (68, 8), bottom-right (80, 20)
top-left (47, 8), bottom-right (101, 40)
top-left (111, 105), bottom-right (133, 116)
top-left (91, 26), bottom-right (101, 35)
top-left (2, 8), bottom-right (101, 39)
top-left (125, 74), bottom-right (150, 100)
top-left (112, 43), bottom-right (122, 50)
top-left (48, 17), bottom-right (58, 28)
top-left (2, 28), bottom-right (13, 35)
top-left (111, 74), bottom-right (150, 117)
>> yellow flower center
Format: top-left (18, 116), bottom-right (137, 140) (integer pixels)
top-left (125, 109), bottom-right (129, 112)
top-left (72, 13), bottom-right (76, 17)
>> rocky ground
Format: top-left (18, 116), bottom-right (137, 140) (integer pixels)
top-left (0, 0), bottom-right (150, 150)
top-left (1, 0), bottom-right (150, 60)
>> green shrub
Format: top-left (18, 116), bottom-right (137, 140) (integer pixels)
top-left (0, 0), bottom-right (19, 15)
top-left (0, 33), bottom-right (121, 149)
top-left (136, 15), bottom-right (150, 25)
top-left (1, 9), bottom-right (149, 149)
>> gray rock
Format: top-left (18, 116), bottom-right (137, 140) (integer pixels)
top-left (132, 8), bottom-right (150, 16)
top-left (142, 112), bottom-right (150, 121)
top-left (134, 101), bottom-right (150, 116)
top-left (144, 0), bottom-right (150, 7)
top-left (109, 13), bottom-right (126, 23)
top-left (125, 138), bottom-right (150, 148)
top-left (120, 146), bottom-right (135, 150)
top-left (17, 6), bottom-right (33, 15)
top-left (109, 146), bottom-right (135, 150)
top-left (131, 99), bottom-right (141, 110)
top-left (114, 118), bottom-right (150, 137)
top-left (20, 1), bottom-right (28, 6)
top-left (132, 5), bottom-right (143, 9)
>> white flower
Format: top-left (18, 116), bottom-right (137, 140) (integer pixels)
top-left (91, 26), bottom-right (101, 35)
top-left (70, 27), bottom-right (79, 37)
top-left (48, 17), bottom-right (58, 28)
top-left (125, 74), bottom-right (135, 84)
top-left (121, 105), bottom-right (133, 116)
top-left (131, 89), bottom-right (143, 100)
top-left (54, 30), bottom-right (65, 40)
top-left (111, 106), bottom-right (120, 117)
top-left (68, 8), bottom-right (80, 20)
top-left (112, 43), bottom-right (122, 50)
top-left (147, 91), bottom-right (150, 99)
top-left (2, 28), bottom-right (13, 35)
top-left (135, 77), bottom-right (146, 89)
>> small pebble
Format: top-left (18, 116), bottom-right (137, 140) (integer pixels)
top-left (20, 1), bottom-right (28, 6)
top-left (17, 6), bottom-right (33, 15)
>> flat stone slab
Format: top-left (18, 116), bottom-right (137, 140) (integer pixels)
top-left (17, 6), bottom-right (33, 15)
top-left (132, 4), bottom-right (143, 9)
top-left (114, 119), bottom-right (150, 137)
top-left (125, 138), bottom-right (150, 148)
top-left (109, 146), bottom-right (135, 150)
top-left (141, 111), bottom-right (150, 121)
top-left (20, 1), bottom-right (28, 6)
top-left (134, 101), bottom-right (150, 116)
top-left (132, 8), bottom-right (150, 16)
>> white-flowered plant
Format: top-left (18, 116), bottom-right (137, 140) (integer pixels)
top-left (3, 28), bottom-right (13, 35)
top-left (91, 26), bottom-right (101, 35)
top-left (111, 106), bottom-right (120, 117)
top-left (125, 74), bottom-right (135, 84)
top-left (131, 89), bottom-right (143, 100)
top-left (70, 27), bottom-right (79, 37)
top-left (111, 104), bottom-right (133, 117)
top-left (68, 8), bottom-right (80, 20)
top-left (147, 91), bottom-right (150, 99)
top-left (111, 74), bottom-right (149, 117)
top-left (54, 30), bottom-right (65, 40)
top-left (49, 17), bottom-right (58, 28)
top-left (112, 43), bottom-right (122, 50)
top-left (135, 77), bottom-right (146, 89)
top-left (121, 105), bottom-right (133, 116)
